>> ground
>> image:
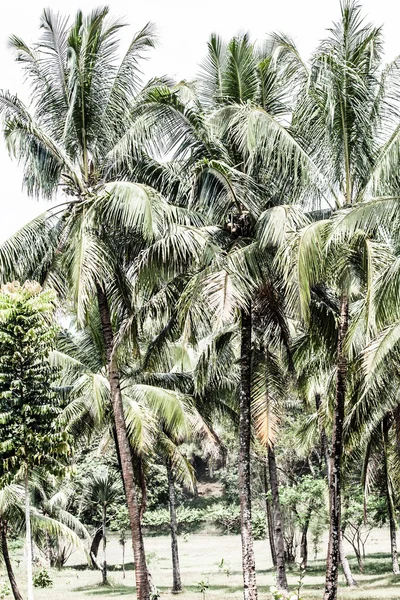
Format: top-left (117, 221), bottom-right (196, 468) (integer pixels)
top-left (4, 529), bottom-right (400, 599)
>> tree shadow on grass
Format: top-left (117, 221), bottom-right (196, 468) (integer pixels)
top-left (74, 584), bottom-right (136, 596)
top-left (68, 562), bottom-right (136, 572)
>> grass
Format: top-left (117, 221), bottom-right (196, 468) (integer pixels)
top-left (3, 529), bottom-right (400, 599)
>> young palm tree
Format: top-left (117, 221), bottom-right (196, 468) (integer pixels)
top-left (0, 482), bottom-right (86, 600)
top-left (86, 469), bottom-right (121, 585)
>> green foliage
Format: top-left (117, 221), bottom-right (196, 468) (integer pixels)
top-left (142, 506), bottom-right (206, 534)
top-left (0, 281), bottom-right (71, 483)
top-left (33, 568), bottom-right (53, 588)
top-left (218, 469), bottom-right (239, 505)
top-left (208, 504), bottom-right (240, 534)
top-left (111, 505), bottom-right (130, 545)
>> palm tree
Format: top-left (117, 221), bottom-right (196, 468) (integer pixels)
top-left (85, 469), bottom-right (121, 585)
top-left (0, 9), bottom-right (176, 599)
top-left (273, 2), bottom-right (400, 596)
top-left (131, 30), bottom-right (321, 595)
top-left (0, 481), bottom-right (87, 600)
top-left (55, 317), bottom-right (218, 594)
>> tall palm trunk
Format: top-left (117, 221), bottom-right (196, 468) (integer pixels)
top-left (25, 472), bottom-right (34, 600)
top-left (1, 520), bottom-right (23, 600)
top-left (96, 285), bottom-right (149, 600)
top-left (102, 504), bottom-right (108, 585)
top-left (238, 307), bottom-right (257, 600)
top-left (383, 419), bottom-right (400, 575)
top-left (263, 461), bottom-right (277, 567)
top-left (267, 444), bottom-right (288, 591)
top-left (316, 393), bottom-right (356, 587)
top-left (166, 459), bottom-right (182, 593)
top-left (324, 294), bottom-right (349, 600)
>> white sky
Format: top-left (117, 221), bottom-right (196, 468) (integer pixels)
top-left (1, 0), bottom-right (399, 241)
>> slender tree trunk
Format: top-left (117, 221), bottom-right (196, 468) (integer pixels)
top-left (102, 505), bottom-right (107, 585)
top-left (25, 472), bottom-right (34, 600)
top-left (238, 307), bottom-right (257, 600)
top-left (263, 461), bottom-right (277, 567)
top-left (97, 285), bottom-right (149, 600)
top-left (324, 294), bottom-right (349, 600)
top-left (316, 393), bottom-right (356, 587)
top-left (339, 531), bottom-right (357, 588)
top-left (383, 420), bottom-right (400, 575)
top-left (166, 459), bottom-right (182, 593)
top-left (300, 506), bottom-right (312, 569)
top-left (122, 541), bottom-right (126, 579)
top-left (0, 521), bottom-right (23, 600)
top-left (45, 531), bottom-right (52, 567)
top-left (268, 444), bottom-right (288, 591)
top-left (315, 393), bottom-right (331, 479)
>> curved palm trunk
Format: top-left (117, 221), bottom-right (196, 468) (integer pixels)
top-left (263, 461), bottom-right (277, 567)
top-left (383, 420), bottom-right (400, 575)
top-left (90, 528), bottom-right (103, 569)
top-left (1, 520), bottom-right (23, 600)
top-left (267, 444), bottom-right (288, 591)
top-left (239, 307), bottom-right (257, 600)
top-left (25, 472), bottom-right (34, 600)
top-left (324, 294), bottom-right (349, 600)
top-left (97, 285), bottom-right (149, 600)
top-left (102, 504), bottom-right (108, 585)
top-left (166, 459), bottom-right (182, 593)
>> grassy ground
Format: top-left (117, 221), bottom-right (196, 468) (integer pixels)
top-left (4, 530), bottom-right (400, 599)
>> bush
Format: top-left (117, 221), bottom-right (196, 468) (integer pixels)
top-left (208, 505), bottom-right (240, 534)
top-left (142, 506), bottom-right (206, 534)
top-left (33, 568), bottom-right (53, 588)
top-left (252, 511), bottom-right (267, 540)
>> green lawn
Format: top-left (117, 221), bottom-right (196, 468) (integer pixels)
top-left (4, 530), bottom-right (400, 599)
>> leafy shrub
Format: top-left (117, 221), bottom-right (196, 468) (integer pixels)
top-left (218, 469), bottom-right (239, 504)
top-left (33, 568), bottom-right (53, 588)
top-left (142, 506), bottom-right (206, 534)
top-left (208, 505), bottom-right (240, 534)
top-left (252, 511), bottom-right (267, 540)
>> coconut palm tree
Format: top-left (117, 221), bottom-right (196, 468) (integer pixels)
top-left (272, 2), bottom-right (400, 596)
top-left (129, 30), bottom-right (323, 595)
top-left (0, 9), bottom-right (186, 599)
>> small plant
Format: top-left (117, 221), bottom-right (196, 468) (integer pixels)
top-left (33, 568), bottom-right (53, 588)
top-left (197, 579), bottom-right (209, 600)
top-left (0, 581), bottom-right (10, 599)
top-left (146, 551), bottom-right (159, 566)
top-left (218, 558), bottom-right (231, 577)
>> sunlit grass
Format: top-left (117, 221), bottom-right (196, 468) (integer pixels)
top-left (4, 530), bottom-right (400, 599)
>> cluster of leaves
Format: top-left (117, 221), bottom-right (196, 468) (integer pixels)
top-left (0, 282), bottom-right (71, 482)
top-left (33, 568), bottom-right (53, 588)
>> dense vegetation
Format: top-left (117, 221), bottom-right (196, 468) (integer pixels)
top-left (1, 2), bottom-right (400, 600)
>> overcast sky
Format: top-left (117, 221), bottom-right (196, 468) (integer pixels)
top-left (1, 0), bottom-right (399, 240)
